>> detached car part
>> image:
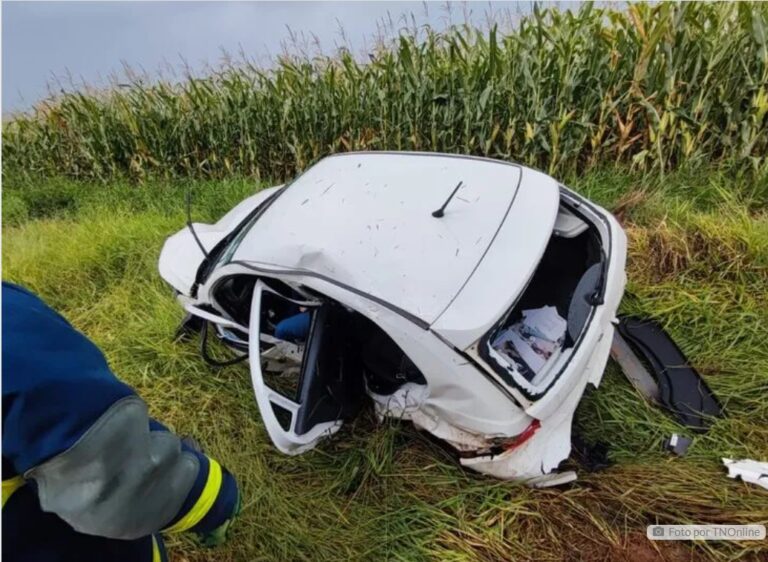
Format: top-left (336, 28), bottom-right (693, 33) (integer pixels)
top-left (610, 331), bottom-right (661, 403)
top-left (616, 316), bottom-right (722, 432)
top-left (158, 152), bottom-right (628, 486)
top-left (723, 458), bottom-right (768, 490)
top-left (663, 434), bottom-right (693, 457)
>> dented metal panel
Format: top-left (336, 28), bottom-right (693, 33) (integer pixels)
top-left (229, 153), bottom-right (525, 325)
top-left (431, 167), bottom-right (560, 350)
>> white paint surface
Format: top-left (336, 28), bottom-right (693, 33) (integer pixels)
top-left (232, 153), bottom-right (532, 326)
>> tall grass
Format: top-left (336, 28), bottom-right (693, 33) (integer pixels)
top-left (4, 171), bottom-right (767, 561)
top-left (3, 2), bottom-right (768, 184)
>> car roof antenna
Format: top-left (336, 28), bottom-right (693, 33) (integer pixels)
top-left (186, 185), bottom-right (209, 258)
top-left (432, 181), bottom-right (463, 218)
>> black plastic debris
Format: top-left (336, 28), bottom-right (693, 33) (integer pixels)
top-left (173, 312), bottom-right (203, 342)
top-left (616, 316), bottom-right (722, 433)
top-left (663, 433), bottom-right (693, 457)
top-left (611, 330), bottom-right (660, 403)
top-left (571, 434), bottom-right (612, 472)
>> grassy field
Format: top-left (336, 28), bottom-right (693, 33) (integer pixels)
top-left (3, 168), bottom-right (767, 561)
top-left (3, 1), bottom-right (768, 560)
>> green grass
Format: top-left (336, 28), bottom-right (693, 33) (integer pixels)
top-left (3, 2), bottom-right (768, 184)
top-left (4, 168), bottom-right (767, 561)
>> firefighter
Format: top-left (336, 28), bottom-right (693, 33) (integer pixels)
top-left (2, 282), bottom-right (241, 561)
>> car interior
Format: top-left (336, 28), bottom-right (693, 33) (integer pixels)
top-left (208, 275), bottom-right (427, 436)
top-left (483, 201), bottom-right (604, 384)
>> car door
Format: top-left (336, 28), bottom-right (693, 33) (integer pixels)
top-left (248, 279), bottom-right (363, 454)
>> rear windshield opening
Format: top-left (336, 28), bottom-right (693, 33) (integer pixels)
top-left (484, 203), bottom-right (602, 388)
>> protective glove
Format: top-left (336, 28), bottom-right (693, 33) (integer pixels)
top-left (180, 436), bottom-right (242, 548)
top-left (197, 489), bottom-right (242, 547)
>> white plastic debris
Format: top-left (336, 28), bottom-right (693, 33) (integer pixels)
top-left (722, 458), bottom-right (768, 490)
top-left (522, 306), bottom-right (568, 342)
top-left (527, 470), bottom-right (578, 488)
top-left (492, 306), bottom-right (566, 374)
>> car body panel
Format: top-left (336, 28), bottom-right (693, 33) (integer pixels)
top-left (246, 280), bottom-right (342, 454)
top-left (159, 185), bottom-right (282, 295)
top-left (431, 166), bottom-right (560, 350)
top-left (227, 153), bottom-right (557, 326)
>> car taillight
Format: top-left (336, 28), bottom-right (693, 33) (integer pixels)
top-left (501, 419), bottom-right (541, 452)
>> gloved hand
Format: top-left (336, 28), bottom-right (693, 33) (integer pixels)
top-left (196, 487), bottom-right (242, 547)
top-left (179, 436), bottom-right (241, 547)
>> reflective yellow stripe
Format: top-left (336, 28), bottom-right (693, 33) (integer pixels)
top-left (2, 476), bottom-right (25, 508)
top-left (165, 458), bottom-right (223, 533)
top-left (151, 536), bottom-right (161, 562)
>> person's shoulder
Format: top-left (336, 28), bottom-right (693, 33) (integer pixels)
top-left (3, 281), bottom-right (38, 301)
top-left (3, 282), bottom-right (74, 336)
top-left (3, 282), bottom-right (50, 310)
top-left (2, 284), bottom-right (64, 390)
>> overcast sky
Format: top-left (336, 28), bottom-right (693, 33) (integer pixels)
top-left (2, 1), bottom-right (536, 114)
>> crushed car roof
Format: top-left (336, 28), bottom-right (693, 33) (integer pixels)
top-left (230, 152), bottom-right (559, 328)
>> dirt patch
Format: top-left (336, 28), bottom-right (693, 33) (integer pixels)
top-left (557, 531), bottom-right (696, 562)
top-left (616, 533), bottom-right (693, 562)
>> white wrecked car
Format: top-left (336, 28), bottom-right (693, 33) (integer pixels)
top-left (159, 152), bottom-right (627, 486)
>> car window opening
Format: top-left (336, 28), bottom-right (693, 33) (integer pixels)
top-left (482, 201), bottom-right (603, 390)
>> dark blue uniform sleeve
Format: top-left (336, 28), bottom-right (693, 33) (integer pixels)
top-left (150, 420), bottom-right (240, 535)
top-left (2, 283), bottom-right (238, 539)
top-left (2, 283), bottom-right (135, 472)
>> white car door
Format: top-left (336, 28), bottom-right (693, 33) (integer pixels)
top-left (248, 279), bottom-right (361, 454)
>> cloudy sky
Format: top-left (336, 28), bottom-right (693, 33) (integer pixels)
top-left (2, 1), bottom-right (535, 113)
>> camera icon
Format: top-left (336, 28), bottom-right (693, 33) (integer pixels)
top-left (652, 526), bottom-right (665, 537)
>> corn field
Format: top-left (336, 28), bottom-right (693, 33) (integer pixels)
top-left (3, 2), bottom-right (768, 182)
